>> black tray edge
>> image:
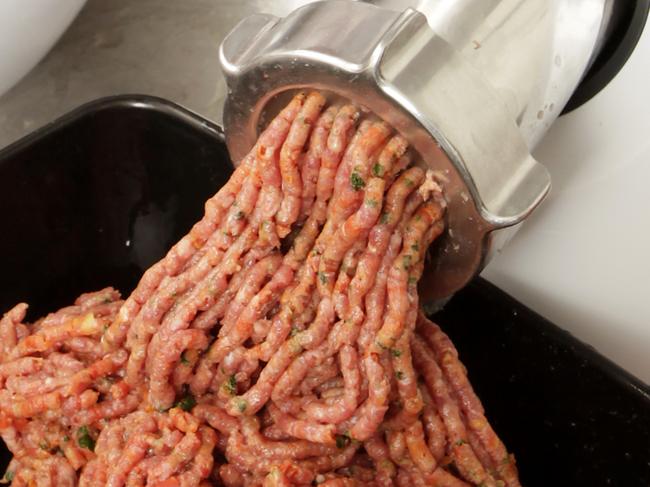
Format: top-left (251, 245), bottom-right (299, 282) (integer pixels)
top-left (0, 94), bottom-right (225, 160)
top-left (459, 278), bottom-right (650, 397)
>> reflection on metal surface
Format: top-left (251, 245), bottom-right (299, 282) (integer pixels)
top-left (367, 0), bottom-right (610, 148)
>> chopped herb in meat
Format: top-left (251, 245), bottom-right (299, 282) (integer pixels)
top-left (176, 393), bottom-right (197, 412)
top-left (224, 375), bottom-right (237, 396)
top-left (318, 272), bottom-right (328, 284)
top-left (375, 340), bottom-right (389, 350)
top-left (77, 425), bottom-right (95, 451)
top-left (335, 434), bottom-right (350, 449)
top-left (235, 398), bottom-right (248, 413)
top-left (350, 172), bottom-right (365, 191)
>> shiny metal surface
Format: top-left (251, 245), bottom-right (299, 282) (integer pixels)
top-left (368, 0), bottom-right (611, 148)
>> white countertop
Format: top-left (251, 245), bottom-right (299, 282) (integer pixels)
top-left (483, 26), bottom-right (650, 384)
top-left (0, 0), bottom-right (648, 384)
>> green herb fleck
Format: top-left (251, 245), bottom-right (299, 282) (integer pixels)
top-left (402, 254), bottom-right (413, 270)
top-left (408, 276), bottom-right (418, 285)
top-left (39, 441), bottom-right (49, 451)
top-left (4, 471), bottom-right (14, 482)
top-left (335, 434), bottom-right (350, 449)
top-left (415, 214), bottom-right (422, 222)
top-left (290, 325), bottom-right (300, 337)
top-left (77, 425), bottom-right (95, 452)
top-left (375, 340), bottom-right (389, 350)
top-left (380, 212), bottom-right (390, 224)
top-left (455, 439), bottom-right (467, 447)
top-left (318, 272), bottom-right (328, 285)
top-left (63, 435), bottom-right (70, 442)
top-left (411, 243), bottom-right (419, 252)
top-left (234, 210), bottom-right (245, 220)
top-left (175, 393), bottom-right (197, 412)
top-left (365, 198), bottom-right (378, 208)
top-left (390, 349), bottom-right (402, 357)
top-left (350, 172), bottom-right (365, 191)
top-left (235, 398), bottom-right (248, 413)
top-left (180, 351), bottom-right (190, 366)
top-left (372, 163), bottom-right (384, 177)
top-left (404, 178), bottom-right (414, 187)
top-left (224, 375), bottom-right (237, 396)
top-left (396, 371), bottom-right (405, 381)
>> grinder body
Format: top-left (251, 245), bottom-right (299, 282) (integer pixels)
top-left (219, 0), bottom-right (614, 303)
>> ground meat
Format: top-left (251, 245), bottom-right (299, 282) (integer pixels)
top-left (0, 92), bottom-right (519, 487)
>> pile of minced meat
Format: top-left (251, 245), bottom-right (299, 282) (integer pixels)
top-left (0, 92), bottom-right (519, 487)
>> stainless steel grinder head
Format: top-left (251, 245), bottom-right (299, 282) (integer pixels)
top-left (218, 0), bottom-right (553, 304)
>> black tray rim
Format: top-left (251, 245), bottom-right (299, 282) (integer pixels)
top-left (463, 278), bottom-right (650, 398)
top-left (0, 94), bottom-right (225, 162)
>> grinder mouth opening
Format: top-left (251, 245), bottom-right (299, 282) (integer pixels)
top-left (225, 84), bottom-right (488, 305)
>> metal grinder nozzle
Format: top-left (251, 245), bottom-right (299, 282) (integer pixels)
top-left (218, 0), bottom-right (613, 303)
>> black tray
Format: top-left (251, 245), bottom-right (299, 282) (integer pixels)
top-left (0, 96), bottom-right (648, 486)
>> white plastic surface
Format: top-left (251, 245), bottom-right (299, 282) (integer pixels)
top-left (483, 27), bottom-right (650, 384)
top-left (0, 0), bottom-right (87, 97)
